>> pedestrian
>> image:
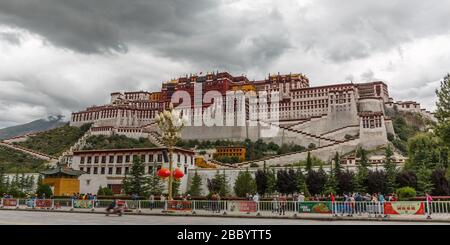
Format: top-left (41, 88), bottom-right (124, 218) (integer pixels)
top-left (272, 195), bottom-right (279, 213)
top-left (425, 192), bottom-right (433, 219)
top-left (298, 192), bottom-right (305, 203)
top-left (279, 194), bottom-right (286, 215)
top-left (149, 194), bottom-right (155, 210)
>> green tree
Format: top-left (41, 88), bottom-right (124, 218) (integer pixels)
top-left (207, 170), bottom-right (229, 197)
top-left (305, 151), bottom-right (313, 172)
top-left (266, 168), bottom-right (277, 195)
top-left (354, 147), bottom-right (369, 193)
top-left (295, 168), bottom-right (309, 196)
top-left (97, 186), bottom-right (114, 196)
top-left (417, 164), bottom-right (434, 196)
top-left (188, 170), bottom-right (203, 196)
top-left (324, 168), bottom-right (338, 195)
top-left (435, 74), bottom-right (450, 148)
top-left (148, 167), bottom-right (164, 196)
top-left (384, 145), bottom-right (398, 194)
top-left (407, 133), bottom-right (440, 171)
top-left (172, 179), bottom-right (181, 197)
top-left (255, 168), bottom-right (267, 195)
top-left (234, 169), bottom-right (257, 197)
top-left (36, 184), bottom-right (52, 198)
top-left (122, 158), bottom-right (149, 197)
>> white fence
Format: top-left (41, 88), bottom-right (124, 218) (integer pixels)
top-left (1, 198), bottom-right (449, 219)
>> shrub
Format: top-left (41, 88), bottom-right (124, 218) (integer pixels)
top-left (36, 184), bottom-right (53, 198)
top-left (396, 187), bottom-right (417, 200)
top-left (97, 186), bottom-right (114, 196)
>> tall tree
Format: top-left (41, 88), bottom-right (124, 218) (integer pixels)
top-left (234, 168), bottom-right (257, 197)
top-left (122, 157), bottom-right (149, 196)
top-left (148, 167), bottom-right (164, 196)
top-left (354, 147), bottom-right (369, 193)
top-left (265, 168), bottom-right (277, 195)
top-left (207, 170), bottom-right (229, 197)
top-left (255, 169), bottom-right (267, 195)
top-left (435, 74), bottom-right (450, 148)
top-left (384, 145), bottom-right (398, 194)
top-left (305, 151), bottom-right (313, 171)
top-left (417, 164), bottom-right (434, 196)
top-left (338, 169), bottom-right (354, 194)
top-left (306, 167), bottom-right (327, 195)
top-left (367, 170), bottom-right (387, 194)
top-left (188, 170), bottom-right (203, 196)
top-left (295, 168), bottom-right (309, 196)
top-left (431, 167), bottom-right (450, 196)
top-left (407, 133), bottom-right (440, 171)
top-left (396, 170), bottom-right (417, 189)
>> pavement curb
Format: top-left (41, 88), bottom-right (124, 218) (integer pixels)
top-left (1, 208), bottom-right (449, 223)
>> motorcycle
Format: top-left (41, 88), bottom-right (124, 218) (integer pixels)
top-left (105, 200), bottom-right (125, 216)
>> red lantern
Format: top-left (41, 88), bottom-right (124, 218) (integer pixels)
top-left (173, 168), bottom-right (184, 179)
top-left (157, 168), bottom-right (170, 178)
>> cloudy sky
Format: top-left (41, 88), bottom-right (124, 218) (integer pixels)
top-left (0, 0), bottom-right (449, 128)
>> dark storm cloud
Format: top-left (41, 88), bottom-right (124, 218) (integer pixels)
top-left (0, 0), bottom-right (291, 70)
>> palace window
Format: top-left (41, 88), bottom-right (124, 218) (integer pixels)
top-left (109, 156), bottom-right (114, 163)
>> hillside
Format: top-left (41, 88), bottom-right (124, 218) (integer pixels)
top-left (13, 123), bottom-right (91, 157)
top-left (0, 145), bottom-right (47, 173)
top-left (82, 135), bottom-right (157, 150)
top-left (385, 108), bottom-right (433, 155)
top-left (0, 115), bottom-right (67, 140)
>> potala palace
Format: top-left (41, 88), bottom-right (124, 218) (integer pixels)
top-left (62, 72), bottom-right (436, 194)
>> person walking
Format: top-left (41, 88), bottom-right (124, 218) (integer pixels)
top-left (279, 194), bottom-right (287, 216)
top-left (149, 194), bottom-right (155, 210)
top-left (425, 192), bottom-right (433, 219)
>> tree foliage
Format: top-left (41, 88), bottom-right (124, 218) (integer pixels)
top-left (122, 158), bottom-right (149, 197)
top-left (188, 170), bottom-right (203, 196)
top-left (234, 169), bottom-right (257, 197)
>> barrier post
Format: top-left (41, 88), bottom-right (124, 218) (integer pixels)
top-left (0, 198), bottom-right (2, 208)
top-left (51, 199), bottom-right (55, 210)
top-left (16, 198), bottom-right (19, 209)
top-left (294, 201), bottom-right (298, 217)
top-left (164, 200), bottom-right (167, 211)
top-left (70, 199), bottom-right (74, 211)
top-left (138, 200), bottom-right (142, 213)
top-left (91, 200), bottom-right (95, 212)
top-left (256, 201), bottom-right (261, 216)
top-left (192, 200), bottom-right (196, 214)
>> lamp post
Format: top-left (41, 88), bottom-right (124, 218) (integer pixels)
top-left (155, 103), bottom-right (184, 200)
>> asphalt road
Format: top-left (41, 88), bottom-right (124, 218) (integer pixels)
top-left (0, 210), bottom-right (448, 225)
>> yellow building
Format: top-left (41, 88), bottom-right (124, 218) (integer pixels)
top-left (231, 84), bottom-right (256, 92)
top-left (213, 146), bottom-right (246, 162)
top-left (149, 92), bottom-right (162, 101)
top-left (41, 167), bottom-right (85, 196)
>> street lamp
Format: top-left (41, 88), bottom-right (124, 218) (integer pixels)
top-left (155, 103), bottom-right (185, 200)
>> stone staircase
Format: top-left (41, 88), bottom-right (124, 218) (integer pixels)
top-left (262, 120), bottom-right (340, 145)
top-left (57, 128), bottom-right (92, 166)
top-left (237, 137), bottom-right (361, 168)
top-left (148, 131), bottom-right (164, 147)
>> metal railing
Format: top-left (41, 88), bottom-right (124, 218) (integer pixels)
top-left (1, 198), bottom-right (448, 219)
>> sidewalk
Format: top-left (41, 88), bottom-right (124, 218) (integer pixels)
top-left (2, 207), bottom-right (449, 223)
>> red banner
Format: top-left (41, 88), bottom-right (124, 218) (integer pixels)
top-left (384, 202), bottom-right (425, 215)
top-left (2, 199), bottom-right (17, 207)
top-left (35, 199), bottom-right (52, 208)
top-left (167, 201), bottom-right (192, 211)
top-left (238, 201), bottom-right (257, 212)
